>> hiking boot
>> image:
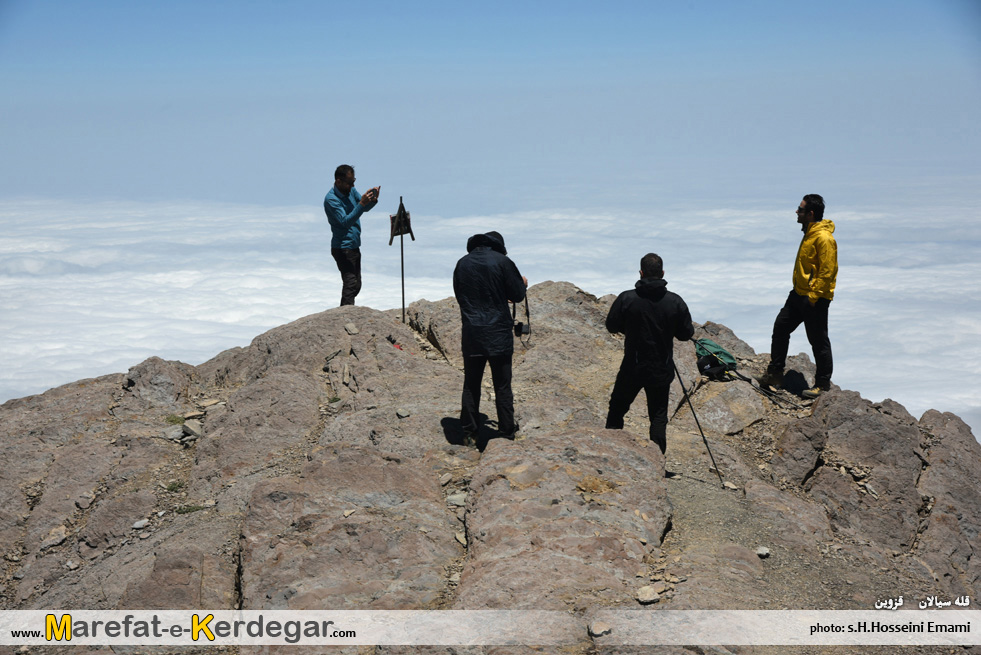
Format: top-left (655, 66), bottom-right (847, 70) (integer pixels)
top-left (802, 386), bottom-right (827, 400)
top-left (463, 430), bottom-right (477, 448)
top-left (755, 369), bottom-right (783, 390)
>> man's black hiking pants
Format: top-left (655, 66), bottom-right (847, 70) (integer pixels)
top-left (767, 290), bottom-right (833, 389)
top-left (461, 353), bottom-right (516, 436)
top-left (606, 366), bottom-right (671, 454)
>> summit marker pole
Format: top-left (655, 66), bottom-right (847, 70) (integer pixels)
top-left (400, 222), bottom-right (405, 323)
top-left (388, 196), bottom-right (415, 323)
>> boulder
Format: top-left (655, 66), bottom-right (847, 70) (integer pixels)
top-left (771, 390), bottom-right (924, 551)
top-left (675, 379), bottom-right (766, 435)
top-left (915, 410), bottom-right (981, 596)
top-left (124, 356), bottom-right (193, 406)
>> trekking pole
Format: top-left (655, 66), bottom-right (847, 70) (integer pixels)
top-left (739, 370), bottom-right (803, 409)
top-left (674, 362), bottom-right (726, 488)
top-left (730, 369), bottom-right (802, 410)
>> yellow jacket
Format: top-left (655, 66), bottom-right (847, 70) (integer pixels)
top-left (793, 219), bottom-right (837, 302)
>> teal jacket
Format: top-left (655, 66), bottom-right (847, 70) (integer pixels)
top-left (324, 185), bottom-right (377, 249)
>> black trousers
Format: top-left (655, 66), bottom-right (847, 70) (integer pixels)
top-left (768, 290), bottom-right (833, 388)
top-left (461, 354), bottom-right (515, 435)
top-left (331, 247), bottom-right (362, 306)
top-left (606, 367), bottom-right (671, 454)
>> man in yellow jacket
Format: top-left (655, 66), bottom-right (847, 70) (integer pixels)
top-left (758, 194), bottom-right (837, 399)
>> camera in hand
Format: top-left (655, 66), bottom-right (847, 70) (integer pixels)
top-left (514, 322), bottom-right (529, 336)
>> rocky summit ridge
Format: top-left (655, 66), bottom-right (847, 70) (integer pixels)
top-left (1, 281), bottom-right (979, 655)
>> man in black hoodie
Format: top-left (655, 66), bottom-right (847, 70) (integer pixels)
top-left (453, 231), bottom-right (528, 447)
top-left (605, 253), bottom-right (694, 455)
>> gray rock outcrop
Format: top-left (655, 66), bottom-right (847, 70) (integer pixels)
top-left (1, 281), bottom-right (979, 655)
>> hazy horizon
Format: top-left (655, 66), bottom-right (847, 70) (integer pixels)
top-left (2, 1), bottom-right (979, 436)
top-left (2, 195), bottom-right (979, 441)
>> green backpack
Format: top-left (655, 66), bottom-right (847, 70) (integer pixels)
top-left (694, 338), bottom-right (738, 380)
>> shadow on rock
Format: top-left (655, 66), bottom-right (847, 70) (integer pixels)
top-left (441, 414), bottom-right (515, 451)
top-left (440, 415), bottom-right (469, 447)
top-left (782, 369), bottom-right (810, 395)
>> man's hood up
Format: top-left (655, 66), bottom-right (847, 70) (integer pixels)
top-left (466, 231), bottom-right (507, 255)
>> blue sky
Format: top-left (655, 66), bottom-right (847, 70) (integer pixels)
top-left (2, 1), bottom-right (978, 211)
top-left (1, 1), bottom-right (980, 435)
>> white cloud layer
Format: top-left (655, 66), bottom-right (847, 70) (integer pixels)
top-left (1, 198), bottom-right (979, 440)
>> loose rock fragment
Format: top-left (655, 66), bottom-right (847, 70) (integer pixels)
top-left (589, 621), bottom-right (613, 637)
top-left (182, 420), bottom-right (203, 438)
top-left (636, 585), bottom-right (660, 604)
top-left (41, 525), bottom-right (68, 550)
top-left (76, 492), bottom-right (95, 510)
top-left (446, 492), bottom-right (468, 507)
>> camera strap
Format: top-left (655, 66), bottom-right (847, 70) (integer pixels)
top-left (511, 296), bottom-right (530, 326)
top-left (511, 295), bottom-right (531, 346)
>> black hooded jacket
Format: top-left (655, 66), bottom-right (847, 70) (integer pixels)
top-left (453, 232), bottom-right (526, 357)
top-left (606, 276), bottom-right (694, 384)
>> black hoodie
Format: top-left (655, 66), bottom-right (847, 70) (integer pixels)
top-left (453, 232), bottom-right (526, 357)
top-left (606, 276), bottom-right (694, 384)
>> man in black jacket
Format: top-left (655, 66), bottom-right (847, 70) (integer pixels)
top-left (606, 253), bottom-right (694, 455)
top-left (453, 232), bottom-right (527, 447)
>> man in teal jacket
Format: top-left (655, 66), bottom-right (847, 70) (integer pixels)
top-left (323, 164), bottom-right (379, 306)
